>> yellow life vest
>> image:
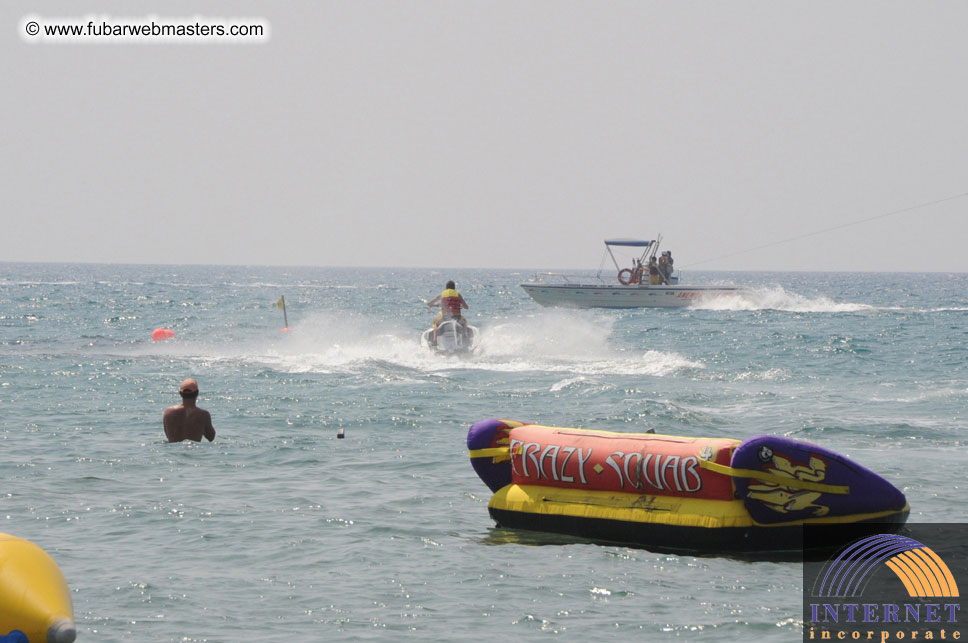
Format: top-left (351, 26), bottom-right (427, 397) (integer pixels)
top-left (440, 288), bottom-right (462, 315)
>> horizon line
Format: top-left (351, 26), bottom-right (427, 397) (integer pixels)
top-left (2, 260), bottom-right (967, 276)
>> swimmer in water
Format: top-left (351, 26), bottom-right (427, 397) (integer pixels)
top-left (163, 378), bottom-right (216, 443)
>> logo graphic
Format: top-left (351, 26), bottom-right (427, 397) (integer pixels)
top-left (815, 534), bottom-right (960, 599)
top-left (803, 524), bottom-right (965, 642)
top-left (748, 452), bottom-right (832, 517)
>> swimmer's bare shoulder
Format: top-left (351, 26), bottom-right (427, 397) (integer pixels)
top-left (163, 405), bottom-right (186, 442)
top-left (163, 404), bottom-right (216, 442)
top-left (196, 407), bottom-right (216, 442)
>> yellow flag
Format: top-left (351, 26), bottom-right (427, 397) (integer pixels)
top-left (276, 297), bottom-right (285, 309)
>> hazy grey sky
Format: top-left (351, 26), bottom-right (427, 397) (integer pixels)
top-left (4, 1), bottom-right (967, 272)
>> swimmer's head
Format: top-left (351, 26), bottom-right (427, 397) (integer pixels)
top-left (179, 378), bottom-right (199, 398)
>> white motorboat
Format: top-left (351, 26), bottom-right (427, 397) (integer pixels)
top-left (421, 319), bottom-right (480, 354)
top-left (520, 238), bottom-right (743, 309)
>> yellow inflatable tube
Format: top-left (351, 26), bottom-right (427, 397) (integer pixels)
top-left (0, 534), bottom-right (75, 643)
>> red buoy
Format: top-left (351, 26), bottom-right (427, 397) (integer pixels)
top-left (152, 328), bottom-right (176, 341)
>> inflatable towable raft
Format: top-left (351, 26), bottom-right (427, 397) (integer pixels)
top-left (467, 420), bottom-right (910, 553)
top-left (0, 534), bottom-right (76, 643)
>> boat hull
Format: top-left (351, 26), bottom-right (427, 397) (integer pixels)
top-left (520, 283), bottom-right (743, 308)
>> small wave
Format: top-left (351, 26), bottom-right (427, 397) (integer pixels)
top-left (0, 280), bottom-right (84, 286)
top-left (869, 386), bottom-right (968, 404)
top-left (468, 312), bottom-right (703, 376)
top-left (733, 368), bottom-right (789, 382)
top-left (240, 313), bottom-right (439, 374)
top-left (693, 286), bottom-right (876, 313)
top-left (479, 311), bottom-right (614, 358)
top-left (224, 282), bottom-right (359, 290)
top-left (136, 310), bottom-right (705, 378)
top-left (457, 351), bottom-right (701, 376)
top-left (550, 376), bottom-right (588, 392)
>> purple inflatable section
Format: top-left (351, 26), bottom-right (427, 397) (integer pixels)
top-left (467, 419), bottom-right (513, 493)
top-left (731, 435), bottom-right (907, 525)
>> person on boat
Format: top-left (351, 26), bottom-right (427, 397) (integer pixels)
top-left (163, 378), bottom-right (216, 443)
top-left (648, 257), bottom-right (662, 285)
top-left (658, 251), bottom-right (675, 284)
top-left (631, 259), bottom-right (644, 285)
top-left (657, 254), bottom-right (669, 284)
top-left (427, 280), bottom-right (469, 330)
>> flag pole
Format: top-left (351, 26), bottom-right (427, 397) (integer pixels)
top-left (278, 296), bottom-right (289, 331)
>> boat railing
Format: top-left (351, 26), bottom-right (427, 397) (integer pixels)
top-left (525, 271), bottom-right (611, 285)
top-left (525, 270), bottom-right (682, 286)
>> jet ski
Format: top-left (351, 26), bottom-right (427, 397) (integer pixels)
top-left (422, 318), bottom-right (480, 354)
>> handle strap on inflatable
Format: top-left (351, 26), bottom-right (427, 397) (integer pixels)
top-left (468, 447), bottom-right (510, 459)
top-left (699, 459), bottom-right (850, 495)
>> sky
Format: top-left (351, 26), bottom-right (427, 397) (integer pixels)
top-left (3, 1), bottom-right (967, 272)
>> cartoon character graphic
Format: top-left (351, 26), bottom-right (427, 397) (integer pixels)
top-left (746, 452), bottom-right (830, 516)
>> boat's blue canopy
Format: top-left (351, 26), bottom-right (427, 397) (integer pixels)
top-left (604, 239), bottom-right (652, 247)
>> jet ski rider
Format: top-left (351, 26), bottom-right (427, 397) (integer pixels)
top-left (427, 280), bottom-right (469, 336)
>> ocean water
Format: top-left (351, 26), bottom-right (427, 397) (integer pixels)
top-left (1, 263), bottom-right (966, 642)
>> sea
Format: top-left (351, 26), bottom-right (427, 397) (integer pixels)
top-left (1, 263), bottom-right (966, 642)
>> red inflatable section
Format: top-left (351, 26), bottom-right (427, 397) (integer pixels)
top-left (151, 328), bottom-right (176, 341)
top-left (508, 425), bottom-right (739, 501)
